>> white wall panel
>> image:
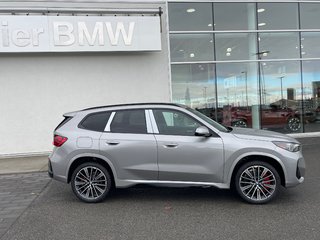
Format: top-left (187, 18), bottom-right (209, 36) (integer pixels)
top-left (0, 50), bottom-right (170, 156)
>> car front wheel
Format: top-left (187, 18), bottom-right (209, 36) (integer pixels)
top-left (287, 117), bottom-right (301, 132)
top-left (235, 161), bottom-right (280, 204)
top-left (232, 119), bottom-right (248, 128)
top-left (71, 162), bottom-right (112, 203)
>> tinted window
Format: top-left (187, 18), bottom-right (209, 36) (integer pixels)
top-left (153, 109), bottom-right (200, 136)
top-left (110, 110), bottom-right (147, 134)
top-left (80, 112), bottom-right (111, 132)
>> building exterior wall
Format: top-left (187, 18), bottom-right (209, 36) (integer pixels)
top-left (168, 0), bottom-right (320, 134)
top-left (1, 0), bottom-right (320, 157)
top-left (0, 0), bottom-right (170, 157)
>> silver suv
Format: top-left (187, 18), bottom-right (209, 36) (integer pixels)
top-left (49, 103), bottom-right (305, 204)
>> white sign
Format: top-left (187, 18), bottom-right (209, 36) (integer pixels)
top-left (0, 15), bottom-right (161, 52)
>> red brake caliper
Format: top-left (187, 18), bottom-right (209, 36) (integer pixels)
top-left (262, 176), bottom-right (271, 193)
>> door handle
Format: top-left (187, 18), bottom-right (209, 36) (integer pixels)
top-left (106, 141), bottom-right (120, 145)
top-left (164, 143), bottom-right (178, 148)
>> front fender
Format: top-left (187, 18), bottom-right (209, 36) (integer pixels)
top-left (224, 150), bottom-right (287, 187)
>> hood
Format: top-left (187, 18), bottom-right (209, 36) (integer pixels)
top-left (231, 127), bottom-right (299, 143)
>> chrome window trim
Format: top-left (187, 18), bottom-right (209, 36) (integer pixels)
top-left (145, 109), bottom-right (154, 134)
top-left (104, 111), bottom-right (115, 132)
top-left (148, 110), bottom-right (159, 134)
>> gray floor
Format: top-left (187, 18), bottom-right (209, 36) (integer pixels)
top-left (1, 138), bottom-right (320, 240)
top-left (0, 173), bottom-right (50, 238)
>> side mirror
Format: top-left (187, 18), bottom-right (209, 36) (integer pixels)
top-left (195, 126), bottom-right (211, 137)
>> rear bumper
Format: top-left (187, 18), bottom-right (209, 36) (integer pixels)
top-left (48, 157), bottom-right (68, 183)
top-left (48, 159), bottom-right (53, 178)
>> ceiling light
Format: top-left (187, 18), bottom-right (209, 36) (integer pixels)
top-left (262, 52), bottom-right (268, 57)
top-left (257, 8), bottom-right (265, 13)
top-left (209, 40), bottom-right (213, 43)
top-left (258, 23), bottom-right (266, 27)
top-left (258, 37), bottom-right (261, 41)
top-left (208, 23), bottom-right (212, 27)
top-left (301, 45), bottom-right (304, 49)
top-left (227, 48), bottom-right (232, 52)
top-left (262, 63), bottom-right (267, 66)
top-left (179, 49), bottom-right (184, 52)
top-left (301, 38), bottom-right (305, 41)
top-left (190, 53), bottom-right (195, 58)
top-left (302, 52), bottom-right (306, 55)
top-left (226, 52), bottom-right (231, 57)
top-left (187, 8), bottom-right (195, 13)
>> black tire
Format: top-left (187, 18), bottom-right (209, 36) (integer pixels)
top-left (232, 119), bottom-right (248, 128)
top-left (235, 161), bottom-right (281, 204)
top-left (287, 117), bottom-right (301, 132)
top-left (71, 162), bottom-right (112, 203)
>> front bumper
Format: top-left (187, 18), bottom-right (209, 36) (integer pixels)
top-left (285, 157), bottom-right (305, 187)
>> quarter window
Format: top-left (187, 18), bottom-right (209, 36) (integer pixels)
top-left (153, 109), bottom-right (200, 136)
top-left (80, 112), bottom-right (111, 132)
top-left (110, 110), bottom-right (147, 134)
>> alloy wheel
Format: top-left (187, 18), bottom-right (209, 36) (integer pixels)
top-left (233, 120), bottom-right (248, 128)
top-left (74, 166), bottom-right (108, 201)
top-left (288, 117), bottom-right (301, 132)
top-left (238, 165), bottom-right (277, 202)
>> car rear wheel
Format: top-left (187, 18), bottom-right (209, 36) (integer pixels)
top-left (235, 161), bottom-right (280, 204)
top-left (71, 162), bottom-right (112, 203)
top-left (232, 120), bottom-right (248, 128)
top-left (287, 117), bottom-right (301, 132)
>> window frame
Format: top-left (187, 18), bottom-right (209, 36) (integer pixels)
top-left (78, 111), bottom-right (112, 133)
top-left (150, 108), bottom-right (218, 137)
top-left (106, 108), bottom-right (151, 135)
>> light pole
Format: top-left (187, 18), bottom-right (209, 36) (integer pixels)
top-left (241, 71), bottom-right (248, 109)
top-left (279, 76), bottom-right (285, 107)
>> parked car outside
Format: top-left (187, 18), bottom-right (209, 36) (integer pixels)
top-left (222, 104), bottom-right (305, 132)
top-left (49, 103), bottom-right (305, 204)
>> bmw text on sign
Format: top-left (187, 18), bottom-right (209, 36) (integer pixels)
top-left (0, 16), bottom-right (161, 52)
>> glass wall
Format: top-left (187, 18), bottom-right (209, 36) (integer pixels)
top-left (168, 1), bottom-right (320, 133)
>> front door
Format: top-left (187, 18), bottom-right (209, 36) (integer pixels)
top-left (152, 108), bottom-right (224, 183)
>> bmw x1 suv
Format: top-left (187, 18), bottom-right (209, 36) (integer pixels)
top-left (48, 103), bottom-right (305, 204)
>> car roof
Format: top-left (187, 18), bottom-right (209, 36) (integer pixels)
top-left (63, 103), bottom-right (187, 117)
top-left (81, 102), bottom-right (185, 111)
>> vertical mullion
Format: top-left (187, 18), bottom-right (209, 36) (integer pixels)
top-left (212, 2), bottom-right (219, 123)
top-left (298, 2), bottom-right (305, 133)
top-left (256, 2), bottom-right (263, 129)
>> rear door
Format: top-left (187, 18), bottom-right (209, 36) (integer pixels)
top-left (151, 108), bottom-right (224, 183)
top-left (99, 109), bottom-right (158, 180)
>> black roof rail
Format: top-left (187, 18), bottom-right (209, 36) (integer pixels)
top-left (81, 102), bottom-right (184, 111)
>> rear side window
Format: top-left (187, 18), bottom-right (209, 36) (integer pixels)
top-left (79, 112), bottom-right (111, 132)
top-left (110, 109), bottom-right (147, 134)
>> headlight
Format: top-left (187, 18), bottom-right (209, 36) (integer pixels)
top-left (273, 141), bottom-right (301, 152)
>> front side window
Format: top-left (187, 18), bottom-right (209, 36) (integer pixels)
top-left (153, 109), bottom-right (200, 136)
top-left (110, 110), bottom-right (147, 134)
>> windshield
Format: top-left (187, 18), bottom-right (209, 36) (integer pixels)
top-left (187, 107), bottom-right (229, 133)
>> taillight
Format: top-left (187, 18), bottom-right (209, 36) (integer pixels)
top-left (53, 135), bottom-right (68, 147)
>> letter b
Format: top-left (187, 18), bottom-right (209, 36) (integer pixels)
top-left (53, 22), bottom-right (75, 46)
